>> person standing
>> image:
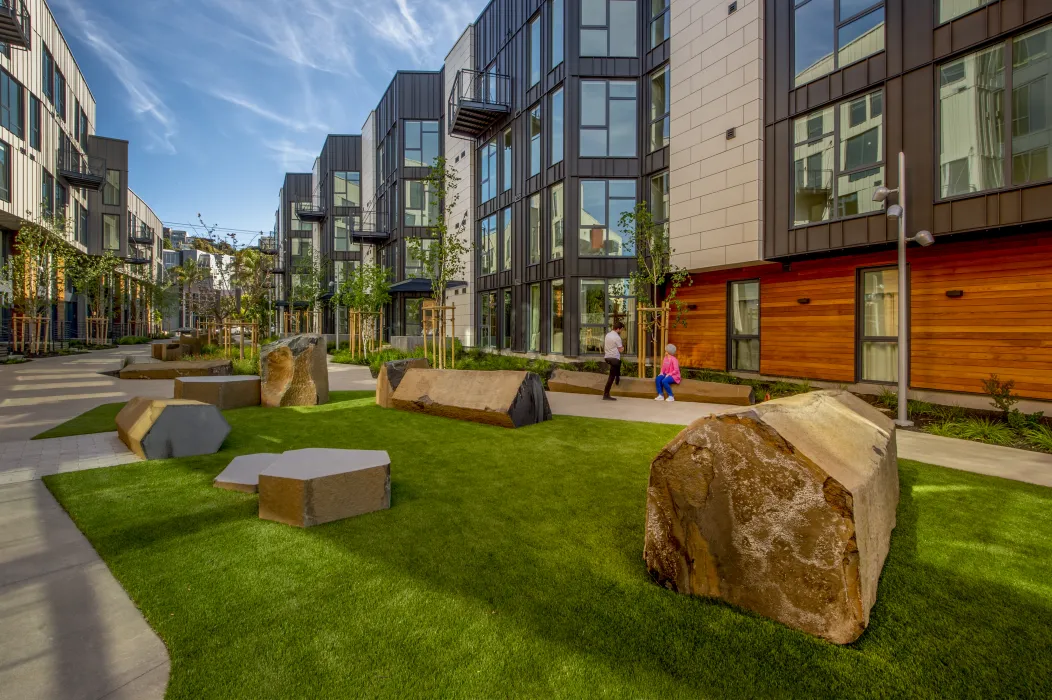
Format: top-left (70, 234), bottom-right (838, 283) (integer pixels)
top-left (603, 321), bottom-right (625, 401)
top-left (654, 344), bottom-right (681, 402)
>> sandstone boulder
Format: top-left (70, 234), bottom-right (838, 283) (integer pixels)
top-left (258, 449), bottom-right (391, 527)
top-left (260, 334), bottom-right (329, 407)
top-left (390, 369), bottom-right (551, 428)
top-left (548, 369), bottom-right (754, 405)
top-left (115, 397), bottom-right (231, 460)
top-left (119, 359), bottom-right (231, 380)
top-left (376, 358), bottom-right (430, 408)
top-left (175, 375), bottom-right (261, 410)
top-left (643, 390), bottom-right (899, 644)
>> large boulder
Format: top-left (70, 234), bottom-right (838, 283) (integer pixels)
top-left (175, 375), bottom-right (261, 410)
top-left (260, 334), bottom-right (329, 407)
top-left (115, 397), bottom-right (231, 460)
top-left (390, 369), bottom-right (551, 428)
top-left (643, 390), bottom-right (899, 644)
top-left (376, 358), bottom-right (430, 408)
top-left (548, 369), bottom-right (754, 405)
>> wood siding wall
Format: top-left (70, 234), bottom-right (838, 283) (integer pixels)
top-left (669, 231), bottom-right (1052, 400)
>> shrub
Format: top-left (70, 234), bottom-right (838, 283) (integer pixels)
top-left (116, 335), bottom-right (152, 345)
top-left (581, 359), bottom-right (602, 373)
top-left (876, 387), bottom-right (898, 410)
top-left (929, 403), bottom-right (967, 423)
top-left (907, 400), bottom-right (936, 419)
top-left (1024, 424), bottom-right (1052, 453)
top-left (982, 374), bottom-right (1020, 414)
top-left (925, 417), bottom-right (1016, 446)
top-left (231, 356), bottom-right (260, 376)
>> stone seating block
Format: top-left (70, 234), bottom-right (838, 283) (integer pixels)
top-left (150, 340), bottom-right (182, 362)
top-left (115, 397), bottom-right (231, 460)
top-left (119, 359), bottom-right (232, 380)
top-left (390, 368), bottom-right (551, 428)
top-left (258, 449), bottom-right (391, 528)
top-left (547, 369), bottom-right (754, 405)
top-left (213, 453), bottom-right (279, 492)
top-left (376, 358), bottom-right (430, 408)
top-left (175, 375), bottom-right (261, 410)
top-left (643, 390), bottom-right (899, 644)
top-left (260, 334), bottom-right (329, 407)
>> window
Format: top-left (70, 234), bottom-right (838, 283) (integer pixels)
top-left (793, 1), bottom-right (885, 88)
top-left (291, 238), bottom-right (312, 261)
top-left (56, 182), bottom-right (67, 218)
top-left (551, 0), bottom-right (564, 68)
top-left (527, 283), bottom-right (541, 352)
top-left (859, 267), bottom-right (898, 382)
top-left (501, 207), bottom-right (512, 271)
top-left (334, 215), bottom-right (361, 252)
top-left (502, 289), bottom-right (514, 349)
top-left (579, 279), bottom-right (634, 354)
top-left (404, 180), bottom-right (438, 226)
top-left (78, 108), bottom-right (88, 150)
top-left (1012, 24), bottom-right (1051, 187)
top-left (0, 69), bottom-right (23, 139)
top-left (580, 80), bottom-right (637, 157)
top-left (29, 95), bottom-right (39, 150)
top-left (291, 206), bottom-right (312, 232)
top-left (54, 68), bottom-right (65, 122)
top-left (42, 169), bottom-right (53, 213)
top-left (651, 0), bottom-right (670, 48)
top-left (649, 66), bottom-right (669, 152)
top-left (728, 281), bottom-right (760, 371)
top-left (480, 139), bottom-right (497, 202)
top-left (42, 47), bottom-right (54, 103)
top-left (550, 182), bottom-right (564, 259)
top-left (103, 169), bottom-right (121, 206)
top-left (404, 121), bottom-right (439, 167)
top-left (528, 193), bottom-right (541, 264)
top-left (0, 140), bottom-right (9, 202)
top-left (480, 291), bottom-right (498, 348)
top-left (405, 239), bottom-right (435, 278)
top-left (79, 203), bottom-right (88, 245)
top-left (502, 128), bottom-right (512, 192)
top-left (792, 90), bottom-right (884, 226)
top-left (551, 87), bottom-right (564, 165)
top-left (579, 179), bottom-right (636, 256)
top-left (480, 213), bottom-right (498, 275)
top-left (551, 279), bottom-right (565, 354)
top-left (529, 103), bottom-right (542, 177)
top-left (939, 0), bottom-right (994, 24)
top-left (103, 214), bottom-right (120, 251)
top-left (74, 98), bottom-right (81, 142)
top-left (581, 0), bottom-right (637, 57)
top-left (529, 15), bottom-right (542, 87)
top-left (333, 171), bottom-right (361, 207)
top-left (650, 171), bottom-right (669, 226)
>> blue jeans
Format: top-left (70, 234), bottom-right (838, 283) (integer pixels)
top-left (656, 374), bottom-right (676, 398)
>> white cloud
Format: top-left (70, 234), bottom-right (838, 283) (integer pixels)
top-left (207, 91), bottom-right (329, 134)
top-left (264, 140), bottom-right (319, 171)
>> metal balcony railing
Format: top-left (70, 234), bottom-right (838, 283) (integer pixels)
top-left (448, 69), bottom-right (511, 138)
top-left (129, 226), bottom-right (153, 246)
top-left (295, 199), bottom-right (326, 222)
top-left (258, 235), bottom-right (278, 254)
top-left (57, 147), bottom-right (106, 190)
top-left (0, 0), bottom-right (30, 50)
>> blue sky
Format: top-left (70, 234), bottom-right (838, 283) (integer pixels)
top-left (51, 0), bottom-right (488, 247)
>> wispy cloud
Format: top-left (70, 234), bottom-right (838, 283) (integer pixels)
top-left (207, 91), bottom-right (329, 133)
top-left (264, 139), bottom-right (319, 171)
top-left (53, 0), bottom-right (177, 154)
top-left (364, 0), bottom-right (478, 67)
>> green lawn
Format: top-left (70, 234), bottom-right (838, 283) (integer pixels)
top-left (43, 393), bottom-right (1052, 699)
top-left (33, 402), bottom-right (127, 439)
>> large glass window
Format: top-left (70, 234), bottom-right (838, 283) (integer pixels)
top-left (527, 284), bottom-right (541, 352)
top-left (649, 66), bottom-right (669, 152)
top-left (103, 169), bottom-right (121, 206)
top-left (29, 95), bottom-right (40, 150)
top-left (480, 291), bottom-right (498, 348)
top-left (581, 0), bottom-right (637, 57)
top-left (502, 289), bottom-right (513, 349)
top-left (650, 171), bottom-right (669, 225)
top-left (55, 69), bottom-right (65, 122)
top-left (551, 87), bottom-right (564, 165)
top-left (334, 215), bottom-right (361, 253)
top-left (859, 267), bottom-right (898, 383)
top-left (502, 128), bottom-right (512, 192)
top-left (480, 213), bottom-right (498, 276)
top-left (501, 207), bottom-right (512, 271)
top-left (579, 179), bottom-right (636, 256)
top-left (579, 279), bottom-right (635, 354)
top-left (794, 1), bottom-right (885, 88)
top-left (528, 193), bottom-right (541, 264)
top-left (529, 15), bottom-right (542, 87)
top-left (103, 214), bottom-right (120, 251)
top-left (404, 120), bottom-right (439, 167)
top-left (42, 47), bottom-right (54, 103)
top-left (1011, 24), bottom-right (1050, 187)
top-left (550, 182), bottom-right (564, 259)
top-left (404, 180), bottom-right (438, 226)
top-left (42, 170), bottom-right (53, 214)
top-left (939, 0), bottom-right (994, 24)
top-left (529, 103), bottom-right (542, 177)
top-left (651, 0), bottom-right (669, 49)
top-left (551, 279), bottom-right (565, 354)
top-left (581, 80), bottom-right (637, 157)
top-left (551, 0), bottom-right (564, 68)
top-left (728, 281), bottom-right (760, 372)
top-left (0, 69), bottom-right (23, 139)
top-left (0, 140), bottom-right (9, 202)
top-left (405, 299), bottom-right (424, 337)
top-left (333, 171), bottom-right (361, 207)
top-left (793, 90), bottom-right (884, 226)
top-left (79, 108), bottom-right (89, 150)
top-left (405, 239), bottom-right (435, 278)
top-left (291, 206), bottom-right (312, 233)
top-left (480, 139), bottom-right (497, 202)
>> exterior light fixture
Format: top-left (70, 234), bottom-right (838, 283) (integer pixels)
top-left (911, 230), bottom-right (935, 247)
top-left (886, 204), bottom-right (903, 219)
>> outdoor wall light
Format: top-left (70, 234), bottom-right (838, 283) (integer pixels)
top-left (797, 298), bottom-right (811, 305)
top-left (872, 185), bottom-right (897, 203)
top-left (911, 230), bottom-right (935, 247)
top-left (946, 290), bottom-right (964, 298)
top-left (885, 204), bottom-right (904, 219)
top-left (687, 304), bottom-right (698, 311)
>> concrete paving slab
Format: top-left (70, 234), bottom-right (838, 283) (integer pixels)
top-left (898, 430), bottom-right (1052, 487)
top-left (545, 391), bottom-right (727, 426)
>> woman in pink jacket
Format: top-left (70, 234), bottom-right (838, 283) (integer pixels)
top-left (655, 344), bottom-right (681, 402)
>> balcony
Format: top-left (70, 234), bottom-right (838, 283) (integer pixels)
top-left (448, 69), bottom-right (511, 138)
top-left (129, 229), bottom-right (153, 246)
top-left (270, 263), bottom-right (286, 275)
top-left (0, 1), bottom-right (30, 50)
top-left (124, 254), bottom-right (150, 266)
top-left (258, 235), bottom-right (278, 255)
top-left (295, 199), bottom-right (326, 223)
top-left (352, 206), bottom-right (391, 242)
top-left (57, 148), bottom-right (106, 190)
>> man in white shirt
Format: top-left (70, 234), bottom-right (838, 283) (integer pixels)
top-left (602, 320), bottom-right (625, 401)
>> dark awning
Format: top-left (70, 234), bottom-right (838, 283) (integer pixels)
top-left (389, 279), bottom-right (469, 294)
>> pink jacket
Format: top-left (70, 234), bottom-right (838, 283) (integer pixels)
top-left (661, 355), bottom-right (681, 383)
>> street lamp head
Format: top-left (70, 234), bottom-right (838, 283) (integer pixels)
top-left (886, 204), bottom-right (904, 219)
top-left (872, 185), bottom-right (896, 203)
top-left (912, 230), bottom-right (935, 247)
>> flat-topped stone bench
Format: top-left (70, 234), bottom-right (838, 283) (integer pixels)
top-left (175, 375), bottom-right (261, 410)
top-left (547, 369), bottom-right (755, 406)
top-left (389, 368), bottom-right (551, 428)
top-left (119, 359), bottom-right (232, 380)
top-left (257, 449), bottom-right (391, 528)
top-left (376, 357), bottom-right (429, 408)
top-left (151, 339), bottom-right (182, 361)
top-left (213, 453), bottom-right (278, 492)
top-left (115, 397), bottom-right (231, 459)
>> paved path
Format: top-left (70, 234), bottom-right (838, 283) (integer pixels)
top-left (0, 433), bottom-right (141, 486)
top-left (897, 430), bottom-right (1052, 487)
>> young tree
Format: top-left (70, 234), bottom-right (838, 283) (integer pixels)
top-left (172, 258), bottom-right (207, 329)
top-left (618, 201), bottom-right (691, 316)
top-left (289, 254), bottom-right (325, 333)
top-left (333, 261), bottom-right (391, 354)
top-left (406, 157), bottom-right (471, 310)
top-left (65, 250), bottom-right (122, 343)
top-left (230, 247), bottom-right (273, 332)
top-left (148, 277), bottom-right (180, 332)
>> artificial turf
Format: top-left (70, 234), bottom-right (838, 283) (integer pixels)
top-left (43, 393), bottom-right (1052, 699)
top-left (32, 402), bottom-right (127, 439)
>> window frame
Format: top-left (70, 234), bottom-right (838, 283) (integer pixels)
top-left (580, 0), bottom-right (638, 58)
top-left (578, 278), bottom-right (635, 355)
top-left (650, 0), bottom-right (670, 49)
top-left (580, 79), bottom-right (638, 158)
top-left (648, 65), bottom-right (669, 153)
top-left (333, 215), bottom-right (361, 253)
top-left (550, 279), bottom-right (565, 354)
top-left (0, 139), bottom-right (9, 203)
top-left (579, 179), bottom-right (637, 257)
top-left (937, 0), bottom-right (995, 26)
top-left (551, 0), bottom-right (565, 69)
top-left (501, 207), bottom-right (512, 271)
top-left (479, 290), bottom-right (498, 349)
top-left (404, 179), bottom-right (438, 227)
top-left (529, 14), bottom-right (542, 87)
top-left (403, 120), bottom-right (439, 168)
top-left (102, 213), bottom-right (120, 251)
top-left (404, 238), bottom-right (435, 279)
top-left (527, 283), bottom-right (542, 353)
top-left (480, 138), bottom-right (498, 202)
top-left (502, 128), bottom-right (512, 192)
top-left (792, 0), bottom-right (886, 89)
top-left (0, 68), bottom-right (24, 140)
top-left (726, 279), bottom-right (761, 373)
top-left (42, 168), bottom-right (54, 214)
top-left (479, 213), bottom-right (498, 276)
top-left (551, 86), bottom-right (564, 165)
top-left (29, 95), bottom-right (40, 150)
top-left (502, 288), bottom-right (514, 350)
top-left (333, 171), bottom-right (361, 208)
top-left (529, 102), bottom-right (542, 177)
top-left (550, 181), bottom-right (564, 260)
top-left (855, 265), bottom-right (906, 385)
top-left (528, 193), bottom-right (541, 265)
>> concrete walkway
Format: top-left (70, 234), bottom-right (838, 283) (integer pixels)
top-left (897, 430), bottom-right (1052, 487)
top-left (0, 433), bottom-right (141, 486)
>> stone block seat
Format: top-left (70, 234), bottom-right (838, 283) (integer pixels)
top-left (643, 391), bottom-right (899, 644)
top-left (389, 368), bottom-right (551, 428)
top-left (119, 359), bottom-right (232, 380)
top-left (258, 449), bottom-right (391, 527)
top-left (115, 397), bottom-right (231, 460)
top-left (175, 375), bottom-right (261, 410)
top-left (376, 358), bottom-right (429, 408)
top-left (547, 368), bottom-right (754, 406)
top-left (150, 339), bottom-right (181, 362)
top-left (213, 453), bottom-right (278, 492)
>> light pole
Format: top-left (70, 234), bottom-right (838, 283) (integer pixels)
top-left (873, 152), bottom-right (935, 427)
